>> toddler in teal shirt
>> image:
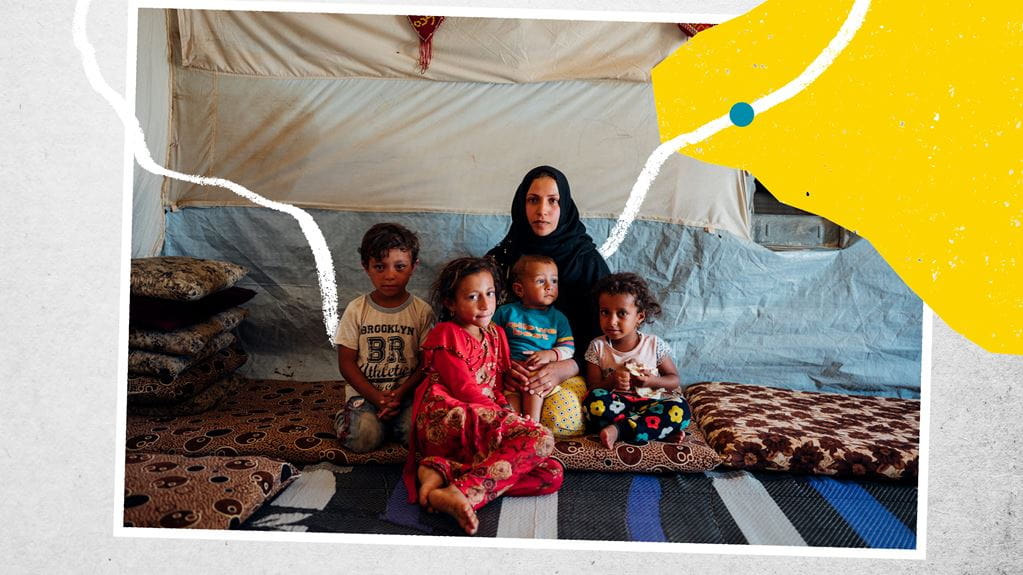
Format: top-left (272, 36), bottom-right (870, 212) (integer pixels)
top-left (491, 255), bottom-right (574, 421)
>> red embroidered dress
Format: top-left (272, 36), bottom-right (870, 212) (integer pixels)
top-left (403, 322), bottom-right (564, 510)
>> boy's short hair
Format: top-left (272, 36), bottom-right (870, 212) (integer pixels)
top-left (358, 223), bottom-right (420, 267)
top-left (510, 254), bottom-right (557, 284)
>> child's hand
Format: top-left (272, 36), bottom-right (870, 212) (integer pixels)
top-left (369, 389), bottom-right (401, 420)
top-left (623, 360), bottom-right (654, 389)
top-left (522, 349), bottom-right (557, 369)
top-left (613, 367), bottom-right (632, 393)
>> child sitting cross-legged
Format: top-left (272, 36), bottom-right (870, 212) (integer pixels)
top-left (581, 273), bottom-right (692, 449)
top-left (403, 257), bottom-right (563, 535)
top-left (490, 255), bottom-right (575, 422)
top-left (333, 223), bottom-right (435, 453)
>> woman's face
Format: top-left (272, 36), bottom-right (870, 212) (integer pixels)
top-left (524, 176), bottom-right (561, 237)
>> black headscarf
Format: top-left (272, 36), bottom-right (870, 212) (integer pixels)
top-left (486, 165), bottom-right (611, 361)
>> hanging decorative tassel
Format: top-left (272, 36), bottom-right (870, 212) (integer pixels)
top-left (408, 15), bottom-right (445, 73)
top-left (677, 23), bottom-right (716, 38)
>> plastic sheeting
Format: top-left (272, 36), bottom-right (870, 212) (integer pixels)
top-left (163, 207), bottom-right (922, 398)
top-left (177, 11), bottom-right (686, 83)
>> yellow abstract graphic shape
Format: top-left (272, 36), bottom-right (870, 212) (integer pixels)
top-left (654, 0), bottom-right (1023, 354)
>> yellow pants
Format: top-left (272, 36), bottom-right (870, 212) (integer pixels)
top-left (539, 376), bottom-right (588, 438)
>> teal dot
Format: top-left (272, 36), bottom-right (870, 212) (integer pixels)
top-left (730, 102), bottom-right (755, 127)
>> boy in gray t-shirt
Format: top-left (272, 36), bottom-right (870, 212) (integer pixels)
top-left (333, 223), bottom-right (435, 453)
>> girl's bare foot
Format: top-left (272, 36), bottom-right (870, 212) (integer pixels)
top-left (599, 424), bottom-right (619, 449)
top-left (428, 485), bottom-right (479, 535)
top-left (417, 465), bottom-right (445, 510)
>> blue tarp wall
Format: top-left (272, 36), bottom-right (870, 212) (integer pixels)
top-left (164, 207), bottom-right (922, 399)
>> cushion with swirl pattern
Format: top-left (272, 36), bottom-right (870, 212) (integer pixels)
top-left (128, 375), bottom-right (244, 417)
top-left (125, 379), bottom-right (407, 465)
top-left (129, 307), bottom-right (249, 355)
top-left (127, 343), bottom-right (247, 404)
top-left (131, 256), bottom-right (248, 301)
top-left (123, 452), bottom-right (298, 530)
top-left (128, 331), bottom-right (237, 379)
top-left (550, 423), bottom-right (720, 473)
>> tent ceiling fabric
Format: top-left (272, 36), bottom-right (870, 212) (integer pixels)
top-left (177, 11), bottom-right (686, 83)
top-left (168, 10), bottom-right (752, 240)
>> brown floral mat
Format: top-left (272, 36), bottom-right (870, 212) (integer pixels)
top-left (686, 382), bottom-right (919, 481)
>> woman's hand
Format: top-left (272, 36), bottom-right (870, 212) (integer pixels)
top-left (505, 360), bottom-right (532, 391)
top-left (522, 358), bottom-right (578, 396)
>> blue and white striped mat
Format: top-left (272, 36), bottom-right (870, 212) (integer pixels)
top-left (243, 463), bottom-right (916, 549)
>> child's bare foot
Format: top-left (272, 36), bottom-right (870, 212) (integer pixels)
top-left (428, 485), bottom-right (479, 535)
top-left (417, 465), bottom-right (444, 510)
top-left (599, 424), bottom-right (619, 449)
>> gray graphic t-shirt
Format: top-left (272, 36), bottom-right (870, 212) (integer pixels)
top-left (333, 294), bottom-right (435, 398)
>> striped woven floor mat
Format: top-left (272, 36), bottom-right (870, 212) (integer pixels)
top-left (241, 464), bottom-right (916, 548)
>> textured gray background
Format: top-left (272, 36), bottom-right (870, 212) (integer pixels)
top-left (2, 1), bottom-right (1020, 572)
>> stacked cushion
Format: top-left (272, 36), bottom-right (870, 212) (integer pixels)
top-left (685, 381), bottom-right (920, 481)
top-left (127, 344), bottom-right (249, 405)
top-left (130, 256), bottom-right (248, 301)
top-left (127, 257), bottom-right (254, 416)
top-left (129, 307), bottom-right (249, 357)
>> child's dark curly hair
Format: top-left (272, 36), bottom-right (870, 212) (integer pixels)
top-left (431, 256), bottom-right (504, 322)
top-left (592, 272), bottom-right (662, 322)
top-left (358, 223), bottom-right (420, 268)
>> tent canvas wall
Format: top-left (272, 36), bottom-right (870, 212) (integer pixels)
top-left (132, 8), bottom-right (923, 397)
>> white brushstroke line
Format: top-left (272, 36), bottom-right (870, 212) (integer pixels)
top-left (599, 0), bottom-right (872, 258)
top-left (72, 0), bottom-right (339, 341)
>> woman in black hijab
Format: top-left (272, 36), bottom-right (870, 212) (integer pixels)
top-left (487, 166), bottom-right (611, 430)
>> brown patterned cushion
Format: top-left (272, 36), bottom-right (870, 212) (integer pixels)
top-left (131, 256), bottom-right (248, 301)
top-left (130, 287), bottom-right (256, 331)
top-left (123, 452), bottom-right (298, 529)
top-left (129, 307), bottom-right (249, 355)
top-left (128, 375), bottom-right (244, 417)
top-left (686, 382), bottom-right (920, 481)
top-left (551, 424), bottom-right (720, 473)
top-left (125, 379), bottom-right (406, 465)
top-left (127, 343), bottom-right (247, 404)
top-left (129, 331), bottom-right (236, 378)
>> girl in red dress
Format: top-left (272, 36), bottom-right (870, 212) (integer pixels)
top-left (403, 257), bottom-right (564, 535)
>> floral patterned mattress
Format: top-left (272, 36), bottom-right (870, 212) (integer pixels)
top-left (685, 382), bottom-right (919, 481)
top-left (125, 379), bottom-right (718, 473)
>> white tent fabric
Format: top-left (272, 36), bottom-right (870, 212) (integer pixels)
top-left (132, 9), bottom-right (171, 257)
top-left (139, 9), bottom-right (922, 396)
top-left (166, 10), bottom-right (753, 239)
top-left (177, 11), bottom-right (686, 83)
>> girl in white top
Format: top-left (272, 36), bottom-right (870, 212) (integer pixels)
top-left (582, 273), bottom-right (692, 448)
